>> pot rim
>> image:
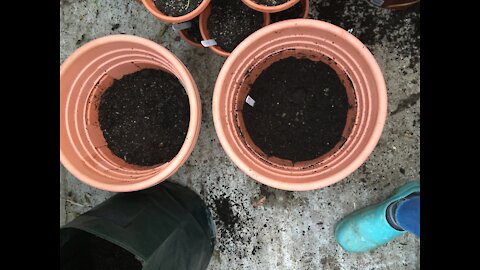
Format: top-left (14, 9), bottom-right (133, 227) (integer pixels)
top-left (241, 0), bottom-right (301, 13)
top-left (179, 29), bottom-right (204, 48)
top-left (60, 35), bottom-right (202, 192)
top-left (199, 3), bottom-right (271, 57)
top-left (212, 19), bottom-right (387, 191)
top-left (142, 0), bottom-right (211, 23)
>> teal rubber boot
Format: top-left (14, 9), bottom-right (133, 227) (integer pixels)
top-left (335, 181), bottom-right (420, 253)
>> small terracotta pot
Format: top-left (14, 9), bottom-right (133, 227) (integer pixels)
top-left (241, 0), bottom-right (301, 13)
top-left (300, 0), bottom-right (309, 18)
top-left (270, 0), bottom-right (309, 23)
top-left (60, 35), bottom-right (202, 192)
top-left (199, 4), bottom-right (271, 57)
top-left (142, 0), bottom-right (211, 23)
top-left (212, 19), bottom-right (387, 191)
top-left (179, 28), bottom-right (204, 48)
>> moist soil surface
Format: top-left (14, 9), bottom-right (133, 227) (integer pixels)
top-left (312, 0), bottom-right (420, 69)
top-left (254, 0), bottom-right (289, 6)
top-left (84, 234), bottom-right (142, 270)
top-left (208, 0), bottom-right (264, 52)
top-left (184, 16), bottom-right (202, 43)
top-left (153, 0), bottom-right (203, 17)
top-left (242, 57), bottom-right (349, 163)
top-left (98, 69), bottom-right (190, 167)
top-left (270, 1), bottom-right (303, 22)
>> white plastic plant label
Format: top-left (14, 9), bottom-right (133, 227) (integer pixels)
top-left (201, 39), bottom-right (217, 47)
top-left (246, 95), bottom-right (255, 107)
top-left (172, 22), bottom-right (192, 31)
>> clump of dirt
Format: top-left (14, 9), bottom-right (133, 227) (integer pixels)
top-left (205, 184), bottom-right (261, 260)
top-left (213, 196), bottom-right (241, 236)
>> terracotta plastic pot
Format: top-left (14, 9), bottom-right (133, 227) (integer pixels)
top-left (60, 35), bottom-right (202, 192)
top-left (212, 19), bottom-right (387, 191)
top-left (179, 28), bottom-right (204, 48)
top-left (299, 0), bottom-right (309, 18)
top-left (199, 4), bottom-right (271, 57)
top-left (270, 0), bottom-right (309, 23)
top-left (241, 0), bottom-right (301, 13)
top-left (142, 0), bottom-right (211, 23)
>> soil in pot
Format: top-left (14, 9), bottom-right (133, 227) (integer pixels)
top-left (270, 1), bottom-right (303, 22)
top-left (242, 57), bottom-right (349, 163)
top-left (254, 0), bottom-right (289, 6)
top-left (184, 16), bottom-right (203, 44)
top-left (153, 0), bottom-right (203, 17)
top-left (71, 233), bottom-right (143, 270)
top-left (208, 0), bottom-right (264, 52)
top-left (98, 69), bottom-right (190, 167)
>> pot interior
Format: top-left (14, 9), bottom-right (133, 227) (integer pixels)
top-left (233, 48), bottom-right (358, 168)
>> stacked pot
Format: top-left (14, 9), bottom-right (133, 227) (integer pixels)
top-left (242, 0), bottom-right (303, 13)
top-left (141, 0), bottom-right (309, 57)
top-left (212, 19), bottom-right (387, 190)
top-left (61, 0), bottom-right (388, 193)
top-left (141, 0), bottom-right (210, 48)
top-left (60, 35), bottom-right (203, 192)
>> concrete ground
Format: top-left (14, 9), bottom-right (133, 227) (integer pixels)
top-left (60, 0), bottom-right (420, 269)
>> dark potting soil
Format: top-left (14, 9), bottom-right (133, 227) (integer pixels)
top-left (312, 0), bottom-right (420, 69)
top-left (254, 0), bottom-right (289, 6)
top-left (153, 0), bottom-right (203, 17)
top-left (214, 196), bottom-right (240, 235)
top-left (82, 234), bottom-right (142, 270)
top-left (242, 57), bottom-right (349, 163)
top-left (208, 0), bottom-right (264, 52)
top-left (270, 1), bottom-right (303, 22)
top-left (98, 69), bottom-right (190, 167)
top-left (184, 16), bottom-right (203, 44)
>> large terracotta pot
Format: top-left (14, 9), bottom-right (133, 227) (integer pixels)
top-left (212, 19), bottom-right (387, 191)
top-left (60, 35), bottom-right (202, 192)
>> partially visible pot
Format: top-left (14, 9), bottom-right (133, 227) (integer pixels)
top-left (176, 17), bottom-right (204, 48)
top-left (179, 30), bottom-right (204, 48)
top-left (299, 0), bottom-right (309, 18)
top-left (60, 35), bottom-right (202, 192)
top-left (142, 0), bottom-right (211, 23)
top-left (241, 0), bottom-right (301, 13)
top-left (212, 19), bottom-right (387, 191)
top-left (199, 4), bottom-right (270, 57)
top-left (366, 0), bottom-right (420, 10)
top-left (270, 0), bottom-right (309, 23)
